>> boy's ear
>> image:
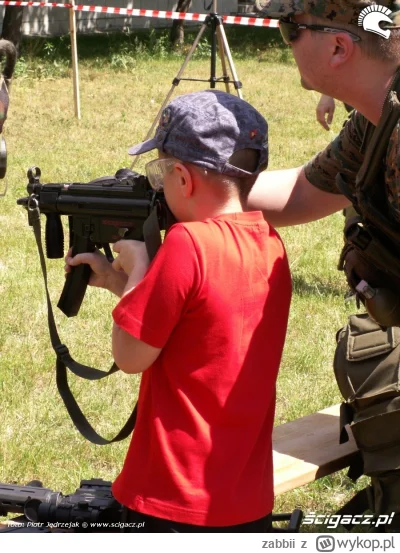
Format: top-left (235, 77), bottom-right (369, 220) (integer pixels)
top-left (174, 162), bottom-right (193, 198)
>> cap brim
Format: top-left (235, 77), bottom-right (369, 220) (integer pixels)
top-left (128, 137), bottom-right (158, 156)
top-left (254, 0), bottom-right (304, 19)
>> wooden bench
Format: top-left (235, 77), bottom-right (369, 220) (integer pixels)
top-left (273, 404), bottom-right (358, 495)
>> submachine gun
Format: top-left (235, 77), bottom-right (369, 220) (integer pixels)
top-left (17, 166), bottom-right (169, 317)
top-left (17, 166), bottom-right (172, 445)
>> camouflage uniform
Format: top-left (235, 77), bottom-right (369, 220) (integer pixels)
top-left (255, 0), bottom-right (400, 526)
top-left (305, 97), bottom-right (400, 221)
top-left (254, 0), bottom-right (400, 26)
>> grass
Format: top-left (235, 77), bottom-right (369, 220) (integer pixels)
top-left (0, 27), bottom-right (369, 531)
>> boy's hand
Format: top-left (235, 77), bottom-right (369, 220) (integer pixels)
top-left (112, 240), bottom-right (150, 276)
top-left (65, 248), bottom-right (127, 297)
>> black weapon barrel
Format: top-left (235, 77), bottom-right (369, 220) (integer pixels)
top-left (0, 479), bottom-right (121, 531)
top-left (0, 482), bottom-right (61, 517)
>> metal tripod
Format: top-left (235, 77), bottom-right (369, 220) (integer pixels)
top-left (131, 1), bottom-right (242, 168)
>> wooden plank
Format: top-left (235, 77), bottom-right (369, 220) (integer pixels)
top-left (273, 404), bottom-right (358, 495)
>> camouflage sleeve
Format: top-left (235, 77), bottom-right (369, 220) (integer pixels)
top-left (385, 119), bottom-right (400, 222)
top-left (304, 110), bottom-right (367, 194)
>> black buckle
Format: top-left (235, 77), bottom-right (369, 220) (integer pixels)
top-left (55, 344), bottom-right (69, 358)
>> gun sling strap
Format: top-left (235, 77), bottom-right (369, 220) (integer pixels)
top-left (27, 200), bottom-right (168, 445)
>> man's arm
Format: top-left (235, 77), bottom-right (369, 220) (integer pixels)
top-left (247, 166), bottom-right (350, 228)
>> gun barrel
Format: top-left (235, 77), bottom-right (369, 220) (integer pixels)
top-left (0, 482), bottom-right (60, 517)
top-left (0, 479), bottom-right (122, 530)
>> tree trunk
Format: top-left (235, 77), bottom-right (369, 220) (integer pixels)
top-left (170, 0), bottom-right (192, 47)
top-left (1, 6), bottom-right (24, 55)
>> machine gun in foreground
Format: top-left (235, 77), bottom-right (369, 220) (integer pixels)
top-left (0, 478), bottom-right (124, 533)
top-left (0, 478), bottom-right (303, 533)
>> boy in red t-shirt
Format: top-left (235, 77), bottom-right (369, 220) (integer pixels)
top-left (66, 90), bottom-right (292, 532)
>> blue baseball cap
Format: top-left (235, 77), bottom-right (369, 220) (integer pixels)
top-left (128, 90), bottom-right (268, 178)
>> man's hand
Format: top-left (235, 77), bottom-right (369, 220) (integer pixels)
top-left (65, 248), bottom-right (127, 297)
top-left (316, 94), bottom-right (336, 131)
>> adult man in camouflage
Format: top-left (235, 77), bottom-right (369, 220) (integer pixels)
top-left (248, 0), bottom-right (400, 527)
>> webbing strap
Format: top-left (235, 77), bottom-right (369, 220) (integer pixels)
top-left (143, 202), bottom-right (163, 261)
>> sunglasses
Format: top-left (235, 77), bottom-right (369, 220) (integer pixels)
top-left (145, 158), bottom-right (176, 191)
top-left (279, 19), bottom-right (361, 45)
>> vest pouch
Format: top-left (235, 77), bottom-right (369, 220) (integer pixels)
top-left (369, 472), bottom-right (400, 516)
top-left (334, 313), bottom-right (400, 409)
top-left (350, 401), bottom-right (400, 474)
top-left (334, 314), bottom-right (400, 514)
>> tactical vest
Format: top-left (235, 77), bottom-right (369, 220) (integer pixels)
top-left (333, 69), bottom-right (400, 528)
top-left (337, 69), bottom-right (400, 326)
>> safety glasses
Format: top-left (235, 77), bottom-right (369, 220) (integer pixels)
top-left (145, 158), bottom-right (176, 191)
top-left (279, 19), bottom-right (361, 45)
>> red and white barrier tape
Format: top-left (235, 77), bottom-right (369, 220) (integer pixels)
top-left (0, 1), bottom-right (279, 27)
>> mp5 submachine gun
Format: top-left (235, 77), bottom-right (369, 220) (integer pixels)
top-left (17, 166), bottom-right (169, 317)
top-left (16, 167), bottom-right (172, 445)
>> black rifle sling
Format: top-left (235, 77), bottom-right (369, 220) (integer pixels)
top-left (143, 199), bottom-right (176, 260)
top-left (143, 203), bottom-right (162, 260)
top-left (28, 200), bottom-right (167, 445)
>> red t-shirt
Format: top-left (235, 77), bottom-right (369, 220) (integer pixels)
top-left (112, 211), bottom-right (291, 526)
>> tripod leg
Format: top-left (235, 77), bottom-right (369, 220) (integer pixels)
top-left (216, 26), bottom-right (230, 94)
top-left (217, 24), bottom-right (243, 99)
top-left (130, 22), bottom-right (209, 168)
